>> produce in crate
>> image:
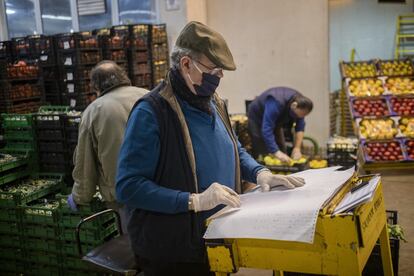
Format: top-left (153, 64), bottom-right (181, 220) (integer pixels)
top-left (264, 155), bottom-right (307, 166)
top-left (24, 199), bottom-right (60, 216)
top-left (348, 79), bottom-right (384, 97)
top-left (0, 179), bottom-right (56, 196)
top-left (399, 117), bottom-right (414, 138)
top-left (385, 77), bottom-right (414, 95)
top-left (390, 97), bottom-right (414, 115)
top-left (352, 98), bottom-right (389, 117)
top-left (342, 62), bottom-right (377, 78)
top-left (405, 140), bottom-right (414, 159)
top-left (380, 60), bottom-right (414, 76)
top-left (364, 141), bottom-right (405, 162)
top-left (0, 153), bottom-right (18, 164)
top-left (359, 118), bottom-right (398, 139)
top-left (309, 159), bottom-right (328, 169)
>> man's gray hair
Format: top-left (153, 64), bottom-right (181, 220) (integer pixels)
top-left (170, 46), bottom-right (201, 68)
top-left (90, 60), bottom-right (131, 93)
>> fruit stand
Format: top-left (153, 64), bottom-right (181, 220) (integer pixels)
top-left (339, 58), bottom-right (414, 172)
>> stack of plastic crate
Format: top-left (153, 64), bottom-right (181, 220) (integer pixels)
top-left (57, 194), bottom-right (118, 275)
top-left (129, 24), bottom-right (152, 89)
top-left (55, 32), bottom-right (102, 110)
top-left (0, 173), bottom-right (63, 274)
top-left (150, 24), bottom-right (169, 88)
top-left (33, 106), bottom-right (71, 177)
top-left (28, 34), bottom-right (61, 105)
top-left (1, 114), bottom-right (38, 168)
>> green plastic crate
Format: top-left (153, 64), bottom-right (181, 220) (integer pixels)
top-left (60, 256), bottom-right (93, 270)
top-left (4, 140), bottom-right (37, 151)
top-left (1, 114), bottom-right (34, 129)
top-left (59, 210), bottom-right (115, 229)
top-left (60, 223), bottom-right (118, 243)
top-left (0, 247), bottom-right (24, 260)
top-left (38, 105), bottom-right (70, 113)
top-left (0, 207), bottom-right (21, 222)
top-left (22, 224), bottom-right (59, 239)
top-left (22, 198), bottom-right (60, 225)
top-left (0, 174), bottom-right (64, 207)
top-left (25, 250), bottom-right (61, 266)
top-left (0, 221), bottom-right (20, 234)
top-left (0, 151), bottom-right (30, 173)
top-left (23, 237), bottom-right (61, 253)
top-left (24, 263), bottom-right (60, 276)
top-left (0, 234), bottom-right (22, 247)
top-left (3, 130), bottom-right (35, 141)
top-left (0, 169), bottom-right (31, 187)
top-left (60, 239), bottom-right (108, 257)
top-left (0, 259), bottom-right (25, 274)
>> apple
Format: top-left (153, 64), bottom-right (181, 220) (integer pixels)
top-left (364, 140), bottom-right (405, 162)
top-left (352, 98), bottom-right (389, 117)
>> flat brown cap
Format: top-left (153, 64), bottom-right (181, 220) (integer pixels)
top-left (176, 21), bottom-right (236, 71)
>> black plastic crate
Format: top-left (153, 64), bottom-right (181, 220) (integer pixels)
top-left (39, 152), bottom-right (67, 164)
top-left (55, 32), bottom-right (99, 50)
top-left (132, 73), bottom-right (152, 89)
top-left (151, 42), bottom-right (169, 62)
top-left (42, 66), bottom-right (60, 81)
top-left (363, 210), bottom-right (400, 276)
top-left (28, 34), bottom-right (54, 55)
top-left (0, 81), bottom-right (44, 103)
top-left (4, 60), bottom-right (40, 80)
top-left (59, 80), bottom-right (91, 94)
top-left (37, 129), bottom-right (65, 140)
top-left (0, 40), bottom-right (12, 59)
top-left (327, 143), bottom-right (357, 167)
top-left (151, 24), bottom-right (168, 44)
top-left (130, 24), bottom-right (150, 49)
top-left (38, 140), bottom-right (66, 152)
top-left (61, 93), bottom-right (91, 109)
top-left (11, 37), bottom-right (30, 57)
top-left (57, 50), bottom-right (102, 67)
top-left (34, 113), bottom-right (66, 129)
top-left (60, 65), bottom-right (94, 81)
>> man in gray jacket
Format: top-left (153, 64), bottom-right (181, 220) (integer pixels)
top-left (68, 61), bottom-right (147, 229)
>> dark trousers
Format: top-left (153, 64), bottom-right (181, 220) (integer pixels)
top-left (248, 120), bottom-right (290, 159)
top-left (136, 256), bottom-right (213, 276)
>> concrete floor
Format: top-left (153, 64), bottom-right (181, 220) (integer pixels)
top-left (232, 171), bottom-right (414, 276)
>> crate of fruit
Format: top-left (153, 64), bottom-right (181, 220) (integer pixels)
top-left (327, 136), bottom-right (358, 167)
top-left (349, 97), bottom-right (391, 118)
top-left (261, 155), bottom-right (309, 173)
top-left (60, 80), bottom-right (91, 95)
top-left (56, 32), bottom-right (99, 50)
top-left (21, 197), bottom-right (61, 225)
top-left (384, 76), bottom-right (414, 96)
top-left (34, 113), bottom-right (66, 129)
top-left (60, 65), bottom-right (93, 81)
top-left (151, 24), bottom-right (168, 44)
top-left (130, 24), bottom-right (150, 49)
top-left (378, 59), bottom-right (414, 77)
top-left (346, 77), bottom-right (385, 97)
top-left (6, 60), bottom-right (39, 80)
top-left (0, 150), bottom-right (30, 173)
top-left (389, 96), bottom-right (414, 116)
top-left (57, 51), bottom-right (102, 67)
top-left (1, 113), bottom-right (34, 129)
top-left (28, 34), bottom-right (54, 55)
top-left (356, 117), bottom-right (400, 140)
top-left (403, 139), bottom-right (414, 161)
top-left (340, 60), bottom-right (378, 79)
top-left (362, 139), bottom-right (405, 163)
top-left (397, 117), bottom-right (414, 138)
top-left (0, 174), bottom-right (64, 207)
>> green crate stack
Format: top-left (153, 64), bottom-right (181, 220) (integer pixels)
top-left (0, 173), bottom-right (63, 274)
top-left (1, 113), bottom-right (38, 172)
top-left (57, 194), bottom-right (119, 271)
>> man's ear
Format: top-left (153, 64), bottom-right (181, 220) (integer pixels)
top-left (291, 102), bottom-right (298, 109)
top-left (180, 56), bottom-right (191, 72)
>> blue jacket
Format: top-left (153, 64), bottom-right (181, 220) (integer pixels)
top-left (248, 87), bottom-right (306, 153)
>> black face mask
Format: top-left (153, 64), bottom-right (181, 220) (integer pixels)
top-left (187, 61), bottom-right (220, 97)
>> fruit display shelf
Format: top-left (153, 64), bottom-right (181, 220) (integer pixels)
top-left (362, 139), bottom-right (405, 163)
top-left (346, 77), bottom-right (385, 98)
top-left (340, 61), bottom-right (378, 79)
top-left (350, 97), bottom-right (391, 118)
top-left (356, 117), bottom-right (400, 140)
top-left (378, 59), bottom-right (414, 77)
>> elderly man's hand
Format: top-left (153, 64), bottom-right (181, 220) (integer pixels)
top-left (257, 170), bottom-right (305, 192)
top-left (67, 194), bottom-right (78, 212)
top-left (192, 183), bottom-right (240, 212)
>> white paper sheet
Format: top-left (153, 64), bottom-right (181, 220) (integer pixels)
top-left (333, 175), bottom-right (380, 215)
top-left (204, 166), bottom-right (354, 243)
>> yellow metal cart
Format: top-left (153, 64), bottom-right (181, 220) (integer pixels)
top-left (206, 175), bottom-right (394, 276)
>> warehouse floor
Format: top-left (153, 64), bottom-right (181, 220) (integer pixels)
top-left (231, 171), bottom-right (414, 276)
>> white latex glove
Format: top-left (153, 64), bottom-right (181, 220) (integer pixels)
top-left (192, 183), bottom-right (241, 212)
top-left (257, 170), bottom-right (305, 192)
top-left (275, 150), bottom-right (292, 163)
top-left (291, 148), bottom-right (302, 160)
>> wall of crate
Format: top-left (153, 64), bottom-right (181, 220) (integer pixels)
top-left (339, 58), bottom-right (414, 165)
top-left (0, 24), bottom-right (170, 112)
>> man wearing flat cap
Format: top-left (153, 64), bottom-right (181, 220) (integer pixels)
top-left (116, 21), bottom-right (305, 275)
